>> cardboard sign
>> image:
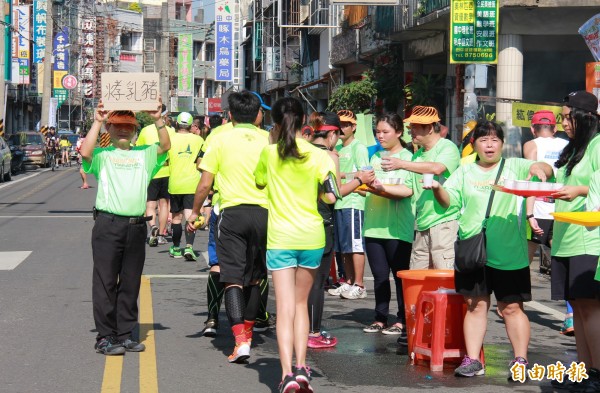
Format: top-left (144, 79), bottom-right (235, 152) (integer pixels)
top-left (101, 72), bottom-right (160, 111)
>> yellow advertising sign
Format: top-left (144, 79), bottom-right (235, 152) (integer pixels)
top-left (53, 71), bottom-right (67, 89)
top-left (512, 102), bottom-right (564, 131)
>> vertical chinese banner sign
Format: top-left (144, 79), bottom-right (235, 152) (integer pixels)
top-left (33, 0), bottom-right (47, 63)
top-left (215, 0), bottom-right (233, 82)
top-left (81, 18), bottom-right (96, 100)
top-left (450, 0), bottom-right (499, 64)
top-left (53, 28), bottom-right (69, 106)
top-left (12, 5), bottom-right (30, 84)
top-left (178, 33), bottom-right (193, 96)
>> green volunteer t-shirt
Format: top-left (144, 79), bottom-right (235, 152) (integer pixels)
top-left (552, 135), bottom-right (600, 257)
top-left (255, 138), bottom-right (336, 250)
top-left (363, 148), bottom-right (414, 242)
top-left (83, 144), bottom-right (166, 216)
top-left (200, 124), bottom-right (269, 209)
top-left (135, 124), bottom-right (175, 179)
top-left (587, 171), bottom-right (600, 281)
top-left (444, 158), bottom-right (533, 270)
top-left (168, 132), bottom-right (204, 194)
top-left (335, 138), bottom-right (369, 210)
top-left (406, 138), bottom-right (460, 231)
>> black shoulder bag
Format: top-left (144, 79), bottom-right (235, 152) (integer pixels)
top-left (454, 158), bottom-right (505, 273)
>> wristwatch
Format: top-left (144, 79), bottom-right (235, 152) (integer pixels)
top-left (526, 214), bottom-right (535, 219)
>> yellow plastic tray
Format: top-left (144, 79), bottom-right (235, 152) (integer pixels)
top-left (551, 212), bottom-right (600, 226)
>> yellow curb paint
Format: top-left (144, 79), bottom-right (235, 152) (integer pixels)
top-left (139, 276), bottom-right (158, 393)
top-left (101, 356), bottom-right (123, 393)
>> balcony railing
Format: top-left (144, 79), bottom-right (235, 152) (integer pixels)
top-left (417, 0), bottom-right (450, 18)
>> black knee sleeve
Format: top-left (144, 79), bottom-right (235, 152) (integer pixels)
top-left (172, 223), bottom-right (182, 247)
top-left (224, 286), bottom-right (245, 327)
top-left (243, 285), bottom-right (261, 322)
top-left (257, 277), bottom-right (269, 320)
top-left (207, 271), bottom-right (224, 318)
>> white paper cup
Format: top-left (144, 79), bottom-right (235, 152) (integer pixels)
top-left (503, 179), bottom-right (515, 189)
top-left (423, 173), bottom-right (434, 187)
top-left (553, 183), bottom-right (564, 190)
top-left (379, 151), bottom-right (391, 158)
top-left (387, 178), bottom-right (404, 185)
top-left (514, 180), bottom-right (529, 190)
top-left (539, 182), bottom-right (553, 191)
top-left (529, 182), bottom-right (541, 190)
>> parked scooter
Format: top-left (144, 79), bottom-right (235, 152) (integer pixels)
top-left (9, 144), bottom-right (24, 174)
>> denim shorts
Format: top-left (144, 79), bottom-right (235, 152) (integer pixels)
top-left (267, 248), bottom-right (325, 271)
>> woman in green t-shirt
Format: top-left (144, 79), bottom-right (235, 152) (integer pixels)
top-left (550, 91), bottom-right (600, 389)
top-left (361, 113), bottom-right (414, 343)
top-left (426, 121), bottom-right (553, 379)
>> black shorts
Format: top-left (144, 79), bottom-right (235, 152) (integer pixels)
top-left (551, 254), bottom-right (600, 300)
top-left (147, 177), bottom-right (170, 202)
top-left (530, 218), bottom-right (554, 246)
top-left (216, 205), bottom-right (268, 286)
top-left (455, 265), bottom-right (532, 303)
top-left (169, 194), bottom-right (194, 213)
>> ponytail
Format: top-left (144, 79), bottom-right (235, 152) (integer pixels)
top-left (272, 97), bottom-right (306, 161)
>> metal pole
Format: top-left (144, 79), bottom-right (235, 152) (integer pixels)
top-left (0, 0), bottom-right (6, 134)
top-left (40, 1), bottom-right (54, 128)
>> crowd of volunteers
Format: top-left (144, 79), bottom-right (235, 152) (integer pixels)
top-left (79, 89), bottom-right (600, 392)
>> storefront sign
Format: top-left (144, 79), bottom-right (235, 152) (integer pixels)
top-left (579, 14), bottom-right (600, 62)
top-left (512, 102), bottom-right (564, 131)
top-left (33, 0), bottom-right (47, 63)
top-left (81, 18), bottom-right (96, 99)
top-left (215, 0), bottom-right (233, 82)
top-left (450, 0), bottom-right (499, 64)
top-left (177, 33), bottom-right (193, 96)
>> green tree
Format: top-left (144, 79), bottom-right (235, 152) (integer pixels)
top-left (128, 3), bottom-right (142, 13)
top-left (373, 46), bottom-right (404, 113)
top-left (136, 111), bottom-right (154, 130)
top-left (326, 72), bottom-right (377, 113)
top-left (403, 74), bottom-right (445, 108)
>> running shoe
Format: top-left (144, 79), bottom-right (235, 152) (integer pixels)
top-left (396, 329), bottom-right (408, 346)
top-left (560, 316), bottom-right (574, 336)
top-left (254, 313), bottom-right (276, 332)
top-left (227, 342), bottom-right (250, 363)
top-left (328, 282), bottom-right (351, 296)
top-left (157, 235), bottom-right (168, 245)
top-left (148, 226), bottom-right (159, 247)
top-left (203, 318), bottom-right (218, 337)
top-left (363, 322), bottom-right (386, 333)
top-left (307, 331), bottom-right (337, 349)
top-left (95, 336), bottom-right (126, 356)
top-left (382, 324), bottom-right (405, 335)
top-left (183, 246), bottom-right (198, 261)
top-left (169, 246), bottom-right (182, 259)
top-left (454, 356), bottom-right (485, 377)
top-left (278, 374), bottom-right (300, 393)
top-left (507, 356), bottom-right (528, 382)
top-left (294, 365), bottom-right (313, 393)
top-left (120, 338), bottom-right (145, 352)
top-left (341, 284), bottom-right (367, 300)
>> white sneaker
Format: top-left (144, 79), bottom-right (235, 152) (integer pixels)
top-left (328, 282), bottom-right (351, 296)
top-left (341, 284), bottom-right (367, 300)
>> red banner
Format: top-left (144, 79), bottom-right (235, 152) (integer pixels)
top-left (208, 98), bottom-right (222, 114)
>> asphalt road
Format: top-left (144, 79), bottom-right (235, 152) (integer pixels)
top-left (0, 166), bottom-right (578, 393)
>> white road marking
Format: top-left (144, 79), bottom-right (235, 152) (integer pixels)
top-left (0, 251), bottom-right (32, 270)
top-left (525, 300), bottom-right (564, 320)
top-left (0, 169), bottom-right (52, 189)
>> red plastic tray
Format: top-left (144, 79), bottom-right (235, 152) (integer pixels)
top-left (492, 185), bottom-right (557, 198)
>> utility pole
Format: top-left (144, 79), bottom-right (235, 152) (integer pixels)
top-left (40, 1), bottom-right (53, 127)
top-left (0, 0), bottom-right (6, 136)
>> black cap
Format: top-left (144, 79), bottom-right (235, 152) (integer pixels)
top-left (563, 91), bottom-right (599, 113)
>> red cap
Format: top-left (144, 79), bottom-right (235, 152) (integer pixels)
top-left (531, 110), bottom-right (556, 126)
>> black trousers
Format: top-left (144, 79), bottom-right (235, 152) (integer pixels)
top-left (92, 213), bottom-right (148, 340)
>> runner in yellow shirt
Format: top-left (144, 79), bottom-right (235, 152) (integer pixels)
top-left (254, 97), bottom-right (338, 392)
top-left (187, 91), bottom-right (269, 363)
top-left (136, 104), bottom-right (176, 246)
top-left (167, 112), bottom-right (204, 260)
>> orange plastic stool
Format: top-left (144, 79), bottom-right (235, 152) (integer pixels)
top-left (412, 290), bottom-right (484, 371)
